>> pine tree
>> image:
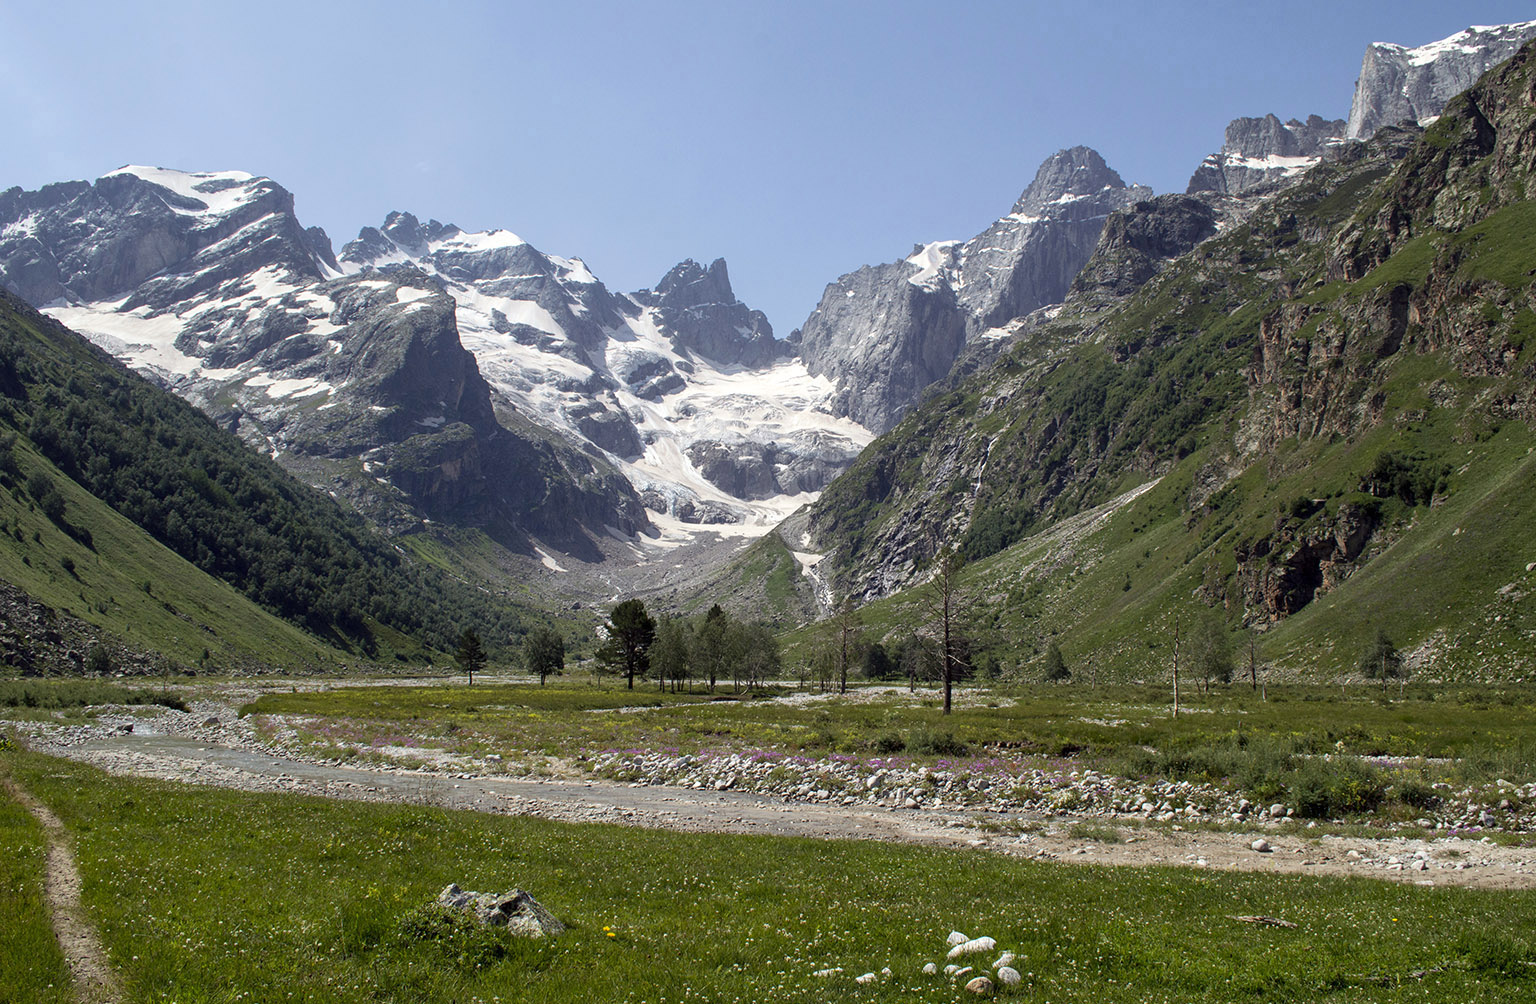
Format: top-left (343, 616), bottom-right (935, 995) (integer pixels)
top-left (1043, 641), bottom-right (1070, 682)
top-left (1359, 629), bottom-right (1404, 692)
top-left (456, 628), bottom-right (487, 685)
top-left (597, 599), bottom-right (656, 689)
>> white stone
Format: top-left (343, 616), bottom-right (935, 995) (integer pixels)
top-left (855, 972), bottom-right (877, 985)
top-left (996, 965), bottom-right (1023, 987)
top-left (947, 930), bottom-right (969, 946)
top-left (813, 967), bottom-right (842, 978)
top-left (992, 951), bottom-right (1015, 969)
top-left (922, 962), bottom-right (938, 975)
top-left (965, 975), bottom-right (994, 995)
top-left (947, 936), bottom-right (997, 959)
top-left (1251, 839), bottom-right (1271, 853)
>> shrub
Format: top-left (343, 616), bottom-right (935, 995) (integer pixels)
top-left (1392, 777), bottom-right (1440, 810)
top-left (1289, 757), bottom-right (1384, 818)
top-left (908, 725), bottom-right (968, 757)
top-left (391, 904), bottom-right (518, 968)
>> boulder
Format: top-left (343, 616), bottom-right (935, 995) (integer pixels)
top-left (435, 883), bottom-right (565, 937)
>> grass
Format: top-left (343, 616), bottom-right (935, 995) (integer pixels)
top-left (243, 681), bottom-right (1536, 815)
top-left (2, 747), bottom-right (1534, 1003)
top-left (0, 770), bottom-right (71, 1004)
top-left (0, 440), bottom-right (351, 674)
top-left (0, 679), bottom-right (187, 712)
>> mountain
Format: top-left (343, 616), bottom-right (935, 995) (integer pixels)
top-left (799, 38), bottom-right (1536, 681)
top-left (0, 289), bottom-right (542, 670)
top-left (795, 147), bottom-right (1151, 433)
top-left (1347, 20), bottom-right (1536, 139)
top-left (1186, 115), bottom-right (1347, 196)
top-left (0, 171), bottom-right (872, 569)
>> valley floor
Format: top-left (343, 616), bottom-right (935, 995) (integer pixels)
top-left (12, 681), bottom-right (1536, 891)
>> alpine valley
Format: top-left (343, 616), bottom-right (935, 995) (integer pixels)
top-left (4, 19), bottom-right (1536, 680)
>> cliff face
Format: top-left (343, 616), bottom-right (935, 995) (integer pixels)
top-left (797, 147), bottom-right (1150, 433)
top-left (1347, 21), bottom-right (1536, 140)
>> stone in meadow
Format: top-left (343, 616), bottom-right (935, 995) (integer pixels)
top-left (946, 936), bottom-right (996, 959)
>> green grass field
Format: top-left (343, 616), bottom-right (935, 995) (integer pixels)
top-left (1, 748), bottom-right (1533, 1003)
top-left (247, 681), bottom-right (1536, 770)
top-left (0, 767), bottom-right (71, 1004)
top-left (243, 681), bottom-right (1536, 823)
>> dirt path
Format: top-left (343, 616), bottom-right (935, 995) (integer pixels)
top-left (40, 732), bottom-right (1536, 891)
top-left (3, 777), bottom-right (121, 1004)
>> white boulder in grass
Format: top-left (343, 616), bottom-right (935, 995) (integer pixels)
top-left (996, 966), bottom-right (1023, 987)
top-left (944, 964), bottom-right (960, 975)
top-left (947, 930), bottom-right (969, 946)
top-left (855, 973), bottom-right (878, 985)
top-left (812, 968), bottom-right (842, 978)
top-left (946, 936), bottom-right (997, 959)
top-left (922, 962), bottom-right (938, 975)
top-left (992, 951), bottom-right (1015, 969)
top-left (965, 975), bottom-right (995, 995)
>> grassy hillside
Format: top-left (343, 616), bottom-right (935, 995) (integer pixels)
top-left (0, 433), bottom-right (352, 673)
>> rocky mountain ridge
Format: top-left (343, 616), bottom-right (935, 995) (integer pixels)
top-left (796, 147), bottom-right (1152, 433)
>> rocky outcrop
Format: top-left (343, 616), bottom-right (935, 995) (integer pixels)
top-left (1070, 195), bottom-right (1224, 298)
top-left (797, 258), bottom-right (969, 433)
top-left (1186, 115), bottom-right (1346, 196)
top-left (684, 434), bottom-right (861, 500)
top-left (1347, 21), bottom-right (1536, 140)
top-left (1234, 502), bottom-right (1380, 624)
top-left (799, 147), bottom-right (1148, 433)
top-left (633, 258), bottom-right (784, 368)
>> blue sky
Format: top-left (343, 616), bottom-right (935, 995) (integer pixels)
top-left (3, 2), bottom-right (1531, 330)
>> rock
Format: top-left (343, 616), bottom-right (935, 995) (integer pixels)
top-left (992, 951), bottom-right (1015, 969)
top-left (812, 967), bottom-right (842, 978)
top-left (964, 975), bottom-right (994, 995)
top-left (1269, 804), bottom-right (1287, 818)
top-left (797, 146), bottom-right (1149, 432)
top-left (435, 884), bottom-right (564, 937)
top-left (1347, 21), bottom-right (1536, 140)
top-left (1185, 114), bottom-right (1345, 196)
top-left (947, 936), bottom-right (997, 959)
top-left (996, 966), bottom-right (1023, 987)
top-left (855, 972), bottom-right (878, 985)
top-left (946, 930), bottom-right (970, 947)
top-left (1251, 839), bottom-right (1272, 853)
top-left (922, 962), bottom-right (938, 975)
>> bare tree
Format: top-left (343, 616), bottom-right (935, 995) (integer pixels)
top-left (923, 549), bottom-right (967, 715)
top-left (1171, 611), bottom-right (1181, 718)
top-left (831, 596), bottom-right (861, 694)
